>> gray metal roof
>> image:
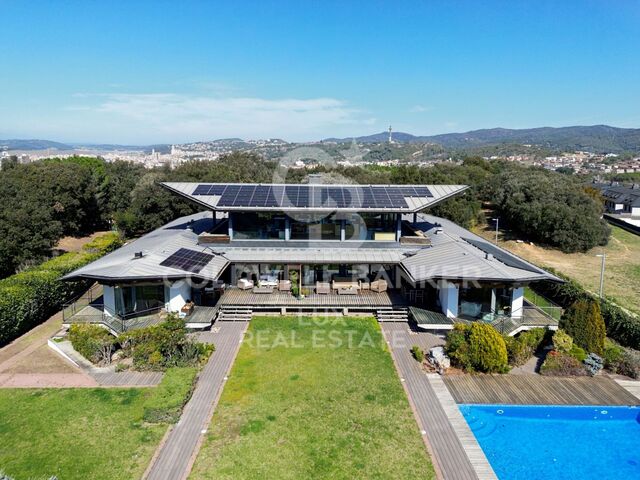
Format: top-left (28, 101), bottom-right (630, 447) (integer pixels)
top-left (62, 213), bottom-right (229, 282)
top-left (400, 213), bottom-right (561, 283)
top-left (64, 211), bottom-right (559, 284)
top-left (594, 183), bottom-right (640, 207)
top-left (161, 182), bottom-right (469, 213)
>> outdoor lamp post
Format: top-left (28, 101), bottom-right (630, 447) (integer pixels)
top-left (596, 252), bottom-right (606, 299)
top-left (492, 218), bottom-right (499, 245)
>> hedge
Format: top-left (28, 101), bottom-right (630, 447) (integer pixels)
top-left (531, 268), bottom-right (640, 350)
top-left (142, 367), bottom-right (198, 423)
top-left (0, 232), bottom-right (121, 346)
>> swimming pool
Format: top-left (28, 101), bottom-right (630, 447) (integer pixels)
top-left (459, 404), bottom-right (640, 480)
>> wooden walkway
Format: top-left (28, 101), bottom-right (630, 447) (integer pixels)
top-left (219, 288), bottom-right (405, 308)
top-left (92, 370), bottom-right (163, 387)
top-left (444, 375), bottom-right (640, 406)
top-left (145, 321), bottom-right (248, 480)
top-left (381, 323), bottom-right (483, 480)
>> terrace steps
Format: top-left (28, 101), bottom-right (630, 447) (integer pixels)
top-left (376, 308), bottom-right (409, 322)
top-left (217, 307), bottom-right (253, 322)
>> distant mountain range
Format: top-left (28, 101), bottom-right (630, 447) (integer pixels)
top-left (325, 125), bottom-right (640, 153)
top-left (3, 125), bottom-right (640, 154)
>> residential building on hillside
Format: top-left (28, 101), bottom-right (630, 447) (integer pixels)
top-left (62, 182), bottom-right (561, 335)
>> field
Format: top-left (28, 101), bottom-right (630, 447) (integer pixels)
top-left (475, 224), bottom-right (640, 315)
top-left (0, 388), bottom-right (166, 480)
top-left (190, 316), bottom-right (434, 480)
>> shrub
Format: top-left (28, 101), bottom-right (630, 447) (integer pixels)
top-left (410, 345), bottom-right (424, 363)
top-left (568, 344), bottom-right (587, 362)
top-left (468, 323), bottom-right (509, 373)
top-left (0, 232), bottom-right (121, 346)
top-left (504, 335), bottom-right (533, 367)
top-left (121, 314), bottom-right (214, 371)
top-left (446, 323), bottom-right (509, 373)
top-left (541, 351), bottom-right (587, 376)
top-left (552, 329), bottom-right (573, 353)
top-left (69, 324), bottom-right (117, 365)
top-left (445, 324), bottom-right (473, 371)
top-left (518, 328), bottom-right (548, 351)
top-left (617, 348), bottom-right (640, 379)
top-left (560, 299), bottom-right (605, 355)
top-left (142, 367), bottom-right (198, 423)
top-left (603, 338), bottom-right (625, 371)
top-left (584, 353), bottom-right (604, 376)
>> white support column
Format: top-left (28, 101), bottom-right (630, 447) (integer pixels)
top-left (228, 213), bottom-right (234, 240)
top-left (102, 285), bottom-right (116, 317)
top-left (511, 287), bottom-right (524, 319)
top-left (340, 219), bottom-right (346, 242)
top-left (438, 280), bottom-right (459, 318)
top-left (168, 280), bottom-right (192, 313)
top-left (396, 214), bottom-right (402, 241)
top-left (285, 217), bottom-right (291, 241)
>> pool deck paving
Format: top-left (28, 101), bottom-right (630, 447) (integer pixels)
top-left (144, 321), bottom-right (248, 480)
top-left (381, 322), bottom-right (490, 480)
top-left (443, 374), bottom-right (640, 406)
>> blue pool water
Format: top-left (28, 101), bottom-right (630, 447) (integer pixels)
top-left (459, 404), bottom-right (640, 480)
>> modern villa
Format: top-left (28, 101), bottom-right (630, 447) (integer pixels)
top-left (62, 182), bottom-right (561, 334)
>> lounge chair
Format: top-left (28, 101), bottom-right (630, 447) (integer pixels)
top-left (316, 282), bottom-right (330, 294)
top-left (237, 278), bottom-right (254, 290)
top-left (370, 279), bottom-right (388, 293)
top-left (278, 280), bottom-right (292, 292)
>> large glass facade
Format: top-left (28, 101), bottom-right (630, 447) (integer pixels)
top-left (114, 284), bottom-right (165, 316)
top-left (290, 214), bottom-right (342, 241)
top-left (233, 212), bottom-right (286, 240)
top-left (458, 286), bottom-right (513, 320)
top-left (345, 213), bottom-right (396, 241)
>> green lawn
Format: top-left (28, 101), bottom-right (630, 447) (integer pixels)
top-left (0, 388), bottom-right (166, 480)
top-left (190, 316), bottom-right (434, 480)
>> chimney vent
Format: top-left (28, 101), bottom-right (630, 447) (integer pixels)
top-left (134, 251), bottom-right (144, 259)
top-left (485, 253), bottom-right (494, 261)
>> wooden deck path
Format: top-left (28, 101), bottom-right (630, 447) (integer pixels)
top-left (444, 375), bottom-right (640, 405)
top-left (92, 370), bottom-right (163, 386)
top-left (145, 321), bottom-right (248, 480)
top-left (381, 323), bottom-right (484, 480)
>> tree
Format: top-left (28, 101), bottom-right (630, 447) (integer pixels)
top-left (560, 298), bottom-right (606, 355)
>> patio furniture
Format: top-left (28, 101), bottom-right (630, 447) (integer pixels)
top-left (180, 302), bottom-right (194, 317)
top-left (337, 286), bottom-right (358, 295)
top-left (360, 281), bottom-right (370, 290)
top-left (331, 278), bottom-right (361, 291)
top-left (370, 279), bottom-right (388, 293)
top-left (460, 301), bottom-right (482, 318)
top-left (278, 280), bottom-right (292, 292)
top-left (316, 282), bottom-right (330, 294)
top-left (252, 286), bottom-right (274, 294)
top-left (237, 278), bottom-right (254, 290)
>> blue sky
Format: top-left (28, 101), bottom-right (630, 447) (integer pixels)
top-left (1, 0), bottom-right (639, 144)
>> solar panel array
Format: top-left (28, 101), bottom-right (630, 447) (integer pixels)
top-left (191, 184), bottom-right (432, 209)
top-left (159, 248), bottom-right (214, 274)
top-left (462, 238), bottom-right (542, 274)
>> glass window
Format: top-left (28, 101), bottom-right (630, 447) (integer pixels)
top-left (345, 213), bottom-right (396, 241)
top-left (233, 212), bottom-right (286, 240)
top-left (290, 214), bottom-right (341, 240)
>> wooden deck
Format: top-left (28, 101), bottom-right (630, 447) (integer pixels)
top-left (218, 287), bottom-right (406, 309)
top-left (443, 375), bottom-right (640, 406)
top-left (381, 323), bottom-right (483, 480)
top-left (145, 321), bottom-right (248, 480)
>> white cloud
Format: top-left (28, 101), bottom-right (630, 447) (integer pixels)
top-left (63, 93), bottom-right (368, 143)
top-left (409, 105), bottom-right (431, 113)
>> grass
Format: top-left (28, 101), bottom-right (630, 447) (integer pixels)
top-left (190, 316), bottom-right (434, 480)
top-left (524, 287), bottom-right (563, 321)
top-left (0, 388), bottom-right (166, 480)
top-left (475, 223), bottom-right (640, 315)
top-left (143, 367), bottom-right (198, 423)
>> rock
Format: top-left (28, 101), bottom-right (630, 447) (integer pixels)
top-left (429, 346), bottom-right (451, 370)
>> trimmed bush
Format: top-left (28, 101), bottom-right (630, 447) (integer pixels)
top-left (410, 345), bottom-right (424, 363)
top-left (69, 324), bottom-right (117, 365)
top-left (0, 232), bottom-right (121, 346)
top-left (584, 353), bottom-right (604, 376)
top-left (568, 344), bottom-right (587, 362)
top-left (552, 329), bottom-right (573, 353)
top-left (446, 323), bottom-right (508, 373)
top-left (518, 328), bottom-right (548, 351)
top-left (560, 299), bottom-right (605, 355)
top-left (142, 367), bottom-right (198, 423)
top-left (541, 351), bottom-right (587, 376)
top-left (603, 339), bottom-right (625, 371)
top-left (617, 348), bottom-right (640, 379)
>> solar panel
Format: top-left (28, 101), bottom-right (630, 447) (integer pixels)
top-left (159, 248), bottom-right (214, 274)
top-left (193, 184), bottom-right (433, 208)
top-left (461, 238), bottom-right (542, 274)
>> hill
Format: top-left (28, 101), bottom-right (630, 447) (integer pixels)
top-left (0, 139), bottom-right (73, 150)
top-left (325, 125), bottom-right (640, 153)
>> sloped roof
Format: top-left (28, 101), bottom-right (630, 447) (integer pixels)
top-left (594, 183), bottom-right (640, 207)
top-left (63, 213), bottom-right (229, 282)
top-left (161, 182), bottom-right (469, 213)
top-left (400, 214), bottom-right (561, 283)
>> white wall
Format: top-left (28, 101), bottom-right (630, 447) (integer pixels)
top-left (102, 285), bottom-right (116, 317)
top-left (168, 280), bottom-right (192, 313)
top-left (438, 280), bottom-right (459, 318)
top-left (511, 287), bottom-right (524, 318)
